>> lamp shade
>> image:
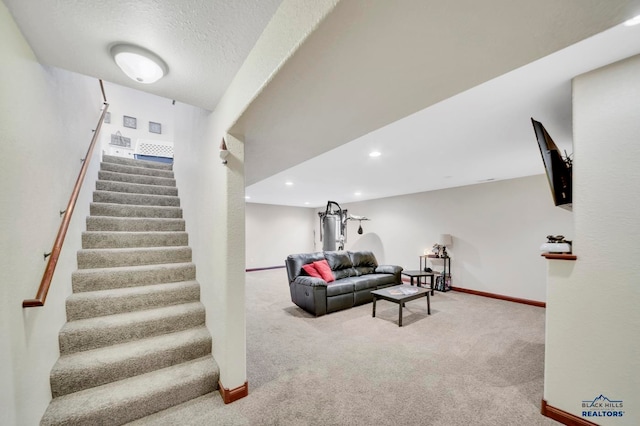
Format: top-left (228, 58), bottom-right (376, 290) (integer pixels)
top-left (111, 44), bottom-right (168, 84)
top-left (439, 234), bottom-right (453, 247)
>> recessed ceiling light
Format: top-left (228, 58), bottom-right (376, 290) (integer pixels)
top-left (244, 196), bottom-right (251, 200)
top-left (623, 15), bottom-right (640, 26)
top-left (304, 202), bottom-right (310, 205)
top-left (354, 192), bottom-right (362, 196)
top-left (369, 151), bottom-right (381, 157)
top-left (111, 44), bottom-right (168, 84)
top-left (285, 181), bottom-right (293, 186)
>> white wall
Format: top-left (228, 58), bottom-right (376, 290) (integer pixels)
top-left (99, 81), bottom-right (176, 155)
top-left (0, 3), bottom-right (104, 424)
top-left (544, 54), bottom-right (640, 425)
top-left (314, 174), bottom-right (573, 303)
top-left (172, 0), bottom-right (339, 391)
top-left (245, 203), bottom-right (315, 269)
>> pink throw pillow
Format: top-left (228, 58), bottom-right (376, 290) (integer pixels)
top-left (313, 259), bottom-right (335, 283)
top-left (302, 263), bottom-right (322, 278)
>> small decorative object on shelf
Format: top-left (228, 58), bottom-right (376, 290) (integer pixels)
top-left (540, 234), bottom-right (572, 254)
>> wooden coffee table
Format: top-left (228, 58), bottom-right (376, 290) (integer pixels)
top-left (371, 284), bottom-right (430, 327)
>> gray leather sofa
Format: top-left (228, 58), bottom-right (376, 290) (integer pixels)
top-left (285, 250), bottom-right (403, 316)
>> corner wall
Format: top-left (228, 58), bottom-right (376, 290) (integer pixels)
top-left (245, 203), bottom-right (316, 270)
top-left (318, 174), bottom-right (573, 303)
top-left (0, 3), bottom-right (104, 424)
top-left (171, 0), bottom-right (339, 391)
top-left (543, 54), bottom-right (640, 425)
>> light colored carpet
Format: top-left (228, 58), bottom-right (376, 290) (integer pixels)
top-left (128, 269), bottom-right (558, 426)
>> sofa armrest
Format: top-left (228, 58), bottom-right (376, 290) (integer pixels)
top-left (375, 265), bottom-right (403, 284)
top-left (375, 265), bottom-right (403, 275)
top-left (289, 277), bottom-right (328, 316)
top-left (293, 276), bottom-right (327, 287)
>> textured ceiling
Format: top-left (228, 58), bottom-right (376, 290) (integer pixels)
top-left (3, 0), bottom-right (284, 110)
top-left (237, 0), bottom-right (640, 188)
top-left (232, 0), bottom-right (640, 207)
top-left (5, 0), bottom-right (640, 209)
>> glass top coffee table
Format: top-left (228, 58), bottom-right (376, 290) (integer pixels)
top-left (371, 284), bottom-right (431, 327)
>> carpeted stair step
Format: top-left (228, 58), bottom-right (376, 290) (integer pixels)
top-left (50, 327), bottom-right (212, 397)
top-left (59, 302), bottom-right (206, 355)
top-left (93, 190), bottom-right (180, 207)
top-left (66, 280), bottom-right (201, 320)
top-left (77, 246), bottom-right (192, 269)
top-left (103, 154), bottom-right (173, 170)
top-left (41, 356), bottom-right (218, 426)
top-left (99, 170), bottom-right (176, 187)
top-left (72, 263), bottom-right (196, 293)
top-left (87, 216), bottom-right (185, 232)
top-left (82, 231), bottom-right (188, 249)
top-left (96, 180), bottom-right (178, 197)
top-left (100, 161), bottom-right (175, 179)
top-left (90, 202), bottom-right (182, 218)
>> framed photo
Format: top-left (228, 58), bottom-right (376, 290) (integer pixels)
top-left (149, 121), bottom-right (162, 134)
top-left (123, 115), bottom-right (137, 129)
top-left (104, 112), bottom-right (111, 124)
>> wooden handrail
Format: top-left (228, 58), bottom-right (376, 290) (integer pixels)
top-left (99, 79), bottom-right (107, 103)
top-left (23, 102), bottom-right (110, 308)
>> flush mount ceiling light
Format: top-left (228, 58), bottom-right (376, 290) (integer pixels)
top-left (369, 151), bottom-right (381, 157)
top-left (111, 44), bottom-right (168, 84)
top-left (623, 14), bottom-right (640, 26)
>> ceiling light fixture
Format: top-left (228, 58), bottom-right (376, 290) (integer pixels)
top-left (623, 15), bottom-right (640, 26)
top-left (285, 181), bottom-right (293, 186)
top-left (111, 44), bottom-right (168, 84)
top-left (369, 151), bottom-right (381, 157)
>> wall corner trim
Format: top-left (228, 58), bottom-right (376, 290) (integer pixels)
top-left (452, 287), bottom-right (546, 308)
top-left (541, 399), bottom-right (598, 426)
top-left (219, 380), bottom-right (249, 404)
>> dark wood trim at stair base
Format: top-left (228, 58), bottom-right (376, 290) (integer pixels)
top-left (541, 399), bottom-right (598, 426)
top-left (219, 381), bottom-right (248, 404)
top-left (541, 253), bottom-right (578, 260)
top-left (452, 287), bottom-right (546, 308)
top-left (246, 265), bottom-right (286, 272)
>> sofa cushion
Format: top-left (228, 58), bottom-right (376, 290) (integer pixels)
top-left (313, 260), bottom-right (335, 283)
top-left (324, 251), bottom-right (356, 280)
top-left (302, 263), bottom-right (322, 278)
top-left (286, 252), bottom-right (325, 283)
top-left (326, 279), bottom-right (355, 297)
top-left (350, 276), bottom-right (380, 292)
top-left (350, 251), bottom-right (378, 276)
top-left (350, 251), bottom-right (379, 267)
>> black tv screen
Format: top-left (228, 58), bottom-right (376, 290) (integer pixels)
top-left (531, 118), bottom-right (572, 210)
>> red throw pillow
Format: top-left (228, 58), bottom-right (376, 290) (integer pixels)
top-left (302, 263), bottom-right (322, 278)
top-left (313, 259), bottom-right (335, 283)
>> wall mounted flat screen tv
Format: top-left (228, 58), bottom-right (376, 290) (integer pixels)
top-left (530, 118), bottom-right (572, 211)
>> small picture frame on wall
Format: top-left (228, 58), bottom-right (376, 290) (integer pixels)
top-left (104, 112), bottom-right (111, 123)
top-left (123, 115), bottom-right (137, 129)
top-left (149, 121), bottom-right (162, 134)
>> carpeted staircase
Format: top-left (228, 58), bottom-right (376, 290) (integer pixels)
top-left (41, 155), bottom-right (219, 425)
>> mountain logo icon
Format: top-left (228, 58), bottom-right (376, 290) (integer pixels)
top-left (582, 394), bottom-right (623, 407)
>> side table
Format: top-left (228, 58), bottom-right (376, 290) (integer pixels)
top-left (401, 270), bottom-right (436, 295)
